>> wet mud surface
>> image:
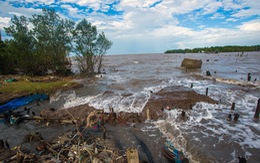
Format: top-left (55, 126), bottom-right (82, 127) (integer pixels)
top-left (0, 85), bottom-right (216, 162)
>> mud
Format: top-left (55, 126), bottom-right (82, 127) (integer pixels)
top-left (0, 85), bottom-right (216, 162)
top-left (40, 86), bottom-right (216, 123)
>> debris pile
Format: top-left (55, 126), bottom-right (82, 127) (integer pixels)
top-left (0, 126), bottom-right (126, 162)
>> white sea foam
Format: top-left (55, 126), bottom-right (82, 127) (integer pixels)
top-left (63, 91), bottom-right (100, 109)
top-left (154, 93), bottom-right (260, 161)
top-left (62, 86), bottom-right (153, 113)
top-left (105, 74), bottom-right (127, 83)
top-left (88, 91), bottom-right (150, 113)
top-left (50, 90), bottom-right (78, 103)
top-left (143, 85), bottom-right (167, 93)
top-left (155, 117), bottom-right (199, 163)
top-left (62, 60), bottom-right (259, 161)
top-left (49, 90), bottom-right (62, 103)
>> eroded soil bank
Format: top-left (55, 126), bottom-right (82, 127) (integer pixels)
top-left (1, 85), bottom-right (216, 162)
top-left (40, 86), bottom-right (217, 122)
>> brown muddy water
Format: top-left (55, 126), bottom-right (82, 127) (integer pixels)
top-left (1, 52), bottom-right (260, 163)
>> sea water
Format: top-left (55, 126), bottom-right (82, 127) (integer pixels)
top-left (61, 52), bottom-right (260, 162)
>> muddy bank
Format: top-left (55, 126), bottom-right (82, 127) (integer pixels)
top-left (1, 121), bottom-right (167, 162)
top-left (1, 85), bottom-right (216, 162)
top-left (40, 86), bottom-right (216, 123)
top-left (142, 86), bottom-right (217, 120)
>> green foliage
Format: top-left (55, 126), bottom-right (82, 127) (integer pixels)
top-left (0, 40), bottom-right (17, 74)
top-left (73, 19), bottom-right (112, 75)
top-left (165, 45), bottom-right (260, 54)
top-left (1, 8), bottom-right (112, 76)
top-left (4, 15), bottom-right (39, 75)
top-left (94, 32), bottom-right (113, 73)
top-left (0, 40), bottom-right (11, 74)
top-left (0, 78), bottom-right (79, 98)
top-left (30, 8), bottom-right (75, 74)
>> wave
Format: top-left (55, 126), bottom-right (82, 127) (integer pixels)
top-left (193, 73), bottom-right (260, 88)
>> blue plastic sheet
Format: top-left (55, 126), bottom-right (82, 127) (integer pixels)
top-left (0, 94), bottom-right (48, 114)
top-left (165, 141), bottom-right (185, 163)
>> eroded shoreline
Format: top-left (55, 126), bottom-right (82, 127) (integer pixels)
top-left (1, 84), bottom-right (217, 162)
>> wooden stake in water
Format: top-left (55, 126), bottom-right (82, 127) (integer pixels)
top-left (206, 88), bottom-right (208, 96)
top-left (234, 113), bottom-right (240, 122)
top-left (254, 98), bottom-right (260, 118)
top-left (247, 73), bottom-right (251, 82)
top-left (231, 103), bottom-right (235, 111)
top-left (181, 110), bottom-right (186, 117)
top-left (191, 83), bottom-right (193, 88)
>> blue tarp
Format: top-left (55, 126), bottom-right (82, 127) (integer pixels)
top-left (165, 141), bottom-right (185, 163)
top-left (0, 94), bottom-right (49, 114)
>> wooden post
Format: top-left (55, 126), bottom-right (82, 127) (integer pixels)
top-left (226, 114), bottom-right (232, 121)
top-left (146, 109), bottom-right (150, 120)
top-left (231, 103), bottom-right (235, 111)
top-left (254, 98), bottom-right (260, 118)
top-left (102, 127), bottom-right (106, 139)
top-left (181, 111), bottom-right (186, 117)
top-left (206, 88), bottom-right (208, 96)
top-left (0, 140), bottom-right (4, 148)
top-left (234, 113), bottom-right (239, 122)
top-left (247, 73), bottom-right (251, 82)
top-left (191, 83), bottom-right (193, 88)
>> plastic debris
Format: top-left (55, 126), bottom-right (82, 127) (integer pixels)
top-left (4, 78), bottom-right (17, 83)
top-left (0, 94), bottom-right (48, 114)
top-left (162, 141), bottom-right (189, 163)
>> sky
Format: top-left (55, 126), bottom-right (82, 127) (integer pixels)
top-left (0, 0), bottom-right (260, 55)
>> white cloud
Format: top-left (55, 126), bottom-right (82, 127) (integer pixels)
top-left (118, 0), bottom-right (161, 9)
top-left (202, 1), bottom-right (222, 15)
top-left (92, 0), bottom-right (260, 54)
top-left (222, 0), bottom-right (242, 11)
top-left (232, 8), bottom-right (260, 18)
top-left (0, 1), bottom-right (42, 18)
top-left (226, 18), bottom-right (238, 22)
top-left (229, 0), bottom-right (260, 18)
top-left (239, 20), bottom-right (260, 32)
top-left (59, 0), bottom-right (115, 12)
top-left (61, 4), bottom-right (81, 18)
top-left (210, 13), bottom-right (225, 19)
top-left (25, 0), bottom-right (55, 5)
top-left (107, 19), bottom-right (260, 54)
top-left (77, 0), bottom-right (101, 10)
top-left (1, 0), bottom-right (260, 54)
top-left (0, 17), bottom-right (11, 29)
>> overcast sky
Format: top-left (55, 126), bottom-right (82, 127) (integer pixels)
top-left (0, 0), bottom-right (260, 55)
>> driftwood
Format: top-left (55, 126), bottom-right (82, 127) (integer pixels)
top-left (126, 148), bottom-right (139, 163)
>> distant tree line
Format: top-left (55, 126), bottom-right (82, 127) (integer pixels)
top-left (165, 45), bottom-right (260, 54)
top-left (0, 8), bottom-right (112, 76)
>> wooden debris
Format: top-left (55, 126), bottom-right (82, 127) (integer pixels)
top-left (126, 148), bottom-right (139, 163)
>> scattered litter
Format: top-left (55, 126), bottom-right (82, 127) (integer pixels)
top-left (4, 78), bottom-right (17, 83)
top-left (162, 141), bottom-right (189, 163)
top-left (0, 124), bottom-right (127, 162)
